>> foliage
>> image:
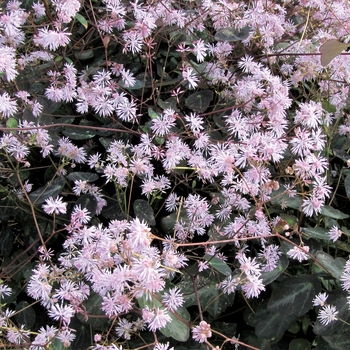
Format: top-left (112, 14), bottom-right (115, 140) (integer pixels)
top-left (0, 0), bottom-right (350, 349)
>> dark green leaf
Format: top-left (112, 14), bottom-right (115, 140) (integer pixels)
top-left (215, 26), bottom-right (251, 41)
top-left (302, 227), bottom-right (329, 240)
top-left (321, 205), bottom-right (349, 219)
top-left (138, 294), bottom-right (190, 341)
top-left (99, 137), bottom-right (113, 149)
top-left (62, 127), bottom-right (96, 140)
top-left (261, 254), bottom-right (289, 285)
top-left (6, 117), bottom-right (18, 129)
top-left (29, 177), bottom-right (65, 204)
top-left (15, 301), bottom-right (36, 329)
top-left (268, 275), bottom-right (321, 317)
top-left (67, 172), bottom-right (99, 182)
top-left (204, 254), bottom-right (231, 276)
top-left (333, 330), bottom-right (350, 350)
top-left (314, 251), bottom-right (346, 280)
top-left (270, 186), bottom-right (303, 210)
top-left (148, 108), bottom-right (158, 119)
top-left (78, 292), bottom-right (108, 329)
top-left (133, 199), bottom-right (156, 226)
top-left (74, 50), bottom-right (94, 60)
top-left (51, 338), bottom-right (71, 350)
top-left (254, 306), bottom-right (298, 340)
top-left (2, 249), bottom-right (29, 282)
top-left (185, 90), bottom-right (213, 113)
top-left (160, 210), bottom-right (188, 235)
top-left (75, 13), bottom-right (88, 29)
top-left (74, 194), bottom-right (98, 216)
top-left (0, 227), bottom-right (14, 257)
top-left (322, 101), bottom-right (336, 113)
top-left (182, 281), bottom-right (234, 318)
top-left (345, 175), bottom-right (350, 199)
top-left (101, 194), bottom-right (127, 220)
top-left (314, 290), bottom-right (350, 335)
top-left (119, 79), bottom-right (144, 90)
top-left (289, 339), bottom-right (311, 350)
top-left (160, 305), bottom-right (191, 342)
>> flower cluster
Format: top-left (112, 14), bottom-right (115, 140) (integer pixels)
top-left (1, 0), bottom-right (350, 348)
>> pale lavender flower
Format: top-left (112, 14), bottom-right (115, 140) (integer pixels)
top-left (184, 113), bottom-right (204, 134)
top-left (313, 292), bottom-right (328, 307)
top-left (241, 275), bottom-right (265, 298)
top-left (120, 68), bottom-right (136, 87)
top-left (151, 109), bottom-right (177, 136)
top-left (48, 303), bottom-right (75, 325)
top-left (116, 98), bottom-right (137, 122)
top-left (32, 2), bottom-right (46, 17)
top-left (287, 245), bottom-right (309, 262)
top-left (71, 205), bottom-right (91, 224)
top-left (329, 226), bottom-right (342, 242)
top-left (147, 308), bottom-right (171, 332)
top-left (35, 27), bottom-right (71, 51)
top-left (192, 321), bottom-right (212, 343)
top-left (123, 30), bottom-right (142, 54)
top-left (93, 95), bottom-right (114, 117)
top-left (154, 342), bottom-right (174, 350)
top-left (0, 46), bottom-right (17, 81)
top-left (317, 305), bottom-right (338, 325)
top-left (295, 101), bottom-right (323, 129)
top-left (31, 325), bottom-right (57, 347)
top-left (6, 325), bottom-right (28, 345)
top-left (198, 260), bottom-right (209, 272)
top-left (341, 261), bottom-right (350, 291)
top-left (302, 196), bottom-right (323, 217)
top-left (192, 39), bottom-right (208, 62)
top-left (182, 65), bottom-right (199, 89)
top-left (127, 218), bottom-right (153, 252)
top-left (42, 196), bottom-right (67, 215)
top-left (238, 254), bottom-right (261, 277)
top-left (115, 318), bottom-right (133, 340)
top-left (162, 287), bottom-right (184, 311)
top-left (53, 0), bottom-right (81, 23)
top-left (56, 327), bottom-right (75, 348)
top-left (258, 244), bottom-right (282, 272)
top-left (0, 92), bottom-right (17, 117)
top-left (218, 275), bottom-right (240, 295)
top-left (0, 284), bottom-right (12, 299)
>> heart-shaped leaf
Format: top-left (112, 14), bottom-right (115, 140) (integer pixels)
top-left (320, 39), bottom-right (349, 67)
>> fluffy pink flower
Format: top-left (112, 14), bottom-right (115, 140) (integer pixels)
top-left (42, 196), bottom-right (67, 215)
top-left (35, 27), bottom-right (71, 51)
top-left (192, 321), bottom-right (212, 343)
top-left (148, 308), bottom-right (171, 332)
top-left (0, 92), bottom-right (17, 117)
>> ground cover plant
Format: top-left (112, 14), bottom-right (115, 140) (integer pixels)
top-left (1, 0), bottom-right (350, 349)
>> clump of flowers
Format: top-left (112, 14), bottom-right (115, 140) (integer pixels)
top-left (0, 0), bottom-right (350, 349)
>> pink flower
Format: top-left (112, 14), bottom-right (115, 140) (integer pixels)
top-left (317, 305), bottom-right (338, 325)
top-left (35, 27), bottom-right (71, 51)
top-left (241, 275), bottom-right (265, 298)
top-left (48, 303), bottom-right (75, 325)
top-left (148, 308), bottom-right (171, 332)
top-left (313, 292), bottom-right (328, 307)
top-left (329, 226), bottom-right (342, 242)
top-left (42, 196), bottom-right (67, 215)
top-left (287, 245), bottom-right (309, 262)
top-left (162, 287), bottom-right (184, 311)
top-left (182, 65), bottom-right (199, 89)
top-left (192, 321), bottom-right (212, 343)
top-left (0, 46), bottom-right (17, 81)
top-left (0, 92), bottom-right (17, 117)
